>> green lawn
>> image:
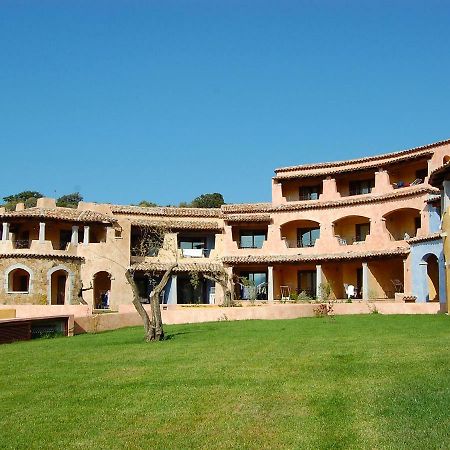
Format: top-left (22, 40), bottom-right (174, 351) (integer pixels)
top-left (1, 315), bottom-right (450, 450)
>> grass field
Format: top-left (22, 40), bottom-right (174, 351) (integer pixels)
top-left (1, 315), bottom-right (449, 449)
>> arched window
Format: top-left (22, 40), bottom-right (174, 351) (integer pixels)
top-left (7, 268), bottom-right (31, 293)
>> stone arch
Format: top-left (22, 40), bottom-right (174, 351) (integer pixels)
top-left (47, 265), bottom-right (74, 305)
top-left (4, 263), bottom-right (33, 294)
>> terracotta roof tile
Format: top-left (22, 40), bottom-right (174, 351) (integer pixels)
top-left (0, 253), bottom-right (84, 261)
top-left (275, 138), bottom-right (449, 174)
top-left (429, 161), bottom-right (450, 186)
top-left (274, 151), bottom-right (434, 180)
top-left (0, 207), bottom-right (117, 224)
top-left (111, 204), bottom-right (221, 218)
top-left (131, 261), bottom-right (223, 273)
top-left (224, 214), bottom-right (272, 223)
top-left (221, 203), bottom-right (272, 214)
top-left (406, 232), bottom-right (442, 244)
top-left (222, 186), bottom-right (437, 214)
top-left (222, 248), bottom-right (409, 265)
top-left (131, 219), bottom-right (222, 231)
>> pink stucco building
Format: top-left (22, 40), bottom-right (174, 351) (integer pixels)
top-left (1, 138), bottom-right (449, 310)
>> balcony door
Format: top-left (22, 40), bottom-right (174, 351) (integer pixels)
top-left (297, 270), bottom-right (317, 298)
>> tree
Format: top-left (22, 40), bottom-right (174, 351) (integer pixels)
top-left (56, 192), bottom-right (83, 208)
top-left (137, 200), bottom-right (158, 207)
top-left (126, 224), bottom-right (178, 341)
top-left (2, 191), bottom-right (43, 211)
top-left (203, 266), bottom-right (234, 307)
top-left (190, 193), bottom-right (225, 208)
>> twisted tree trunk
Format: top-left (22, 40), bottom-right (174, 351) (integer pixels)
top-left (125, 262), bottom-right (177, 342)
top-left (203, 269), bottom-right (234, 307)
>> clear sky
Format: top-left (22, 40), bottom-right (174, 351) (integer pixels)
top-left (1, 0), bottom-right (449, 206)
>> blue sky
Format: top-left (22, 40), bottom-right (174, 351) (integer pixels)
top-left (1, 0), bottom-right (449, 205)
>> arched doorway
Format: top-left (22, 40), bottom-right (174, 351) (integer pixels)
top-left (93, 271), bottom-right (111, 309)
top-left (50, 269), bottom-right (69, 305)
top-left (423, 254), bottom-right (439, 302)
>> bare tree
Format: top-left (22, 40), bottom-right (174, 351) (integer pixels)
top-left (127, 224), bottom-right (178, 341)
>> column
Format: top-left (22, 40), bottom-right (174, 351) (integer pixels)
top-left (83, 225), bottom-right (90, 245)
top-left (418, 262), bottom-right (428, 302)
top-left (2, 222), bottom-right (9, 241)
top-left (268, 266), bottom-right (274, 302)
top-left (39, 222), bottom-right (46, 243)
top-left (362, 262), bottom-right (369, 301)
top-left (316, 264), bottom-right (322, 300)
top-left (71, 225), bottom-right (79, 245)
top-left (167, 275), bottom-right (178, 304)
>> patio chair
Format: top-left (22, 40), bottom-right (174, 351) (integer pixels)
top-left (280, 285), bottom-right (291, 302)
top-left (410, 178), bottom-right (422, 186)
top-left (391, 279), bottom-right (403, 293)
top-left (344, 283), bottom-right (355, 299)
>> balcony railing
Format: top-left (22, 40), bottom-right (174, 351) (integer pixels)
top-left (392, 178), bottom-right (423, 189)
top-left (13, 240), bottom-right (31, 249)
top-left (336, 236), bottom-right (367, 245)
top-left (181, 248), bottom-right (211, 258)
top-left (284, 239), bottom-right (316, 248)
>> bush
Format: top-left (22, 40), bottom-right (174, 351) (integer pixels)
top-left (313, 300), bottom-right (335, 318)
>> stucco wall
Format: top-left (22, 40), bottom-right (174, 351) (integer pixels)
top-left (409, 238), bottom-right (446, 303)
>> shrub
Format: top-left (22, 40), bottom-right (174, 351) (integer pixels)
top-left (297, 291), bottom-right (313, 302)
top-left (313, 300), bottom-right (335, 318)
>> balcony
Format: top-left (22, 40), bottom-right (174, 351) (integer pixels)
top-left (13, 240), bottom-right (31, 249)
top-left (181, 248), bottom-right (212, 258)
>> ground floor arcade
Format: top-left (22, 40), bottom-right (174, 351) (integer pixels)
top-left (231, 257), bottom-right (406, 302)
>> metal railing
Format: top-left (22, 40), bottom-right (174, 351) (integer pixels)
top-left (284, 239), bottom-right (316, 248)
top-left (13, 240), bottom-right (31, 249)
top-left (336, 236), bottom-right (367, 245)
top-left (181, 248), bottom-right (211, 258)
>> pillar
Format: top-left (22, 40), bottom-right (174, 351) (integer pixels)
top-left (83, 225), bottom-right (90, 245)
top-left (2, 222), bottom-right (9, 241)
top-left (316, 264), bottom-right (322, 300)
top-left (362, 262), bottom-right (369, 300)
top-left (39, 222), bottom-right (46, 243)
top-left (167, 275), bottom-right (178, 304)
top-left (71, 225), bottom-right (79, 245)
top-left (268, 266), bottom-right (274, 302)
top-left (418, 262), bottom-right (428, 302)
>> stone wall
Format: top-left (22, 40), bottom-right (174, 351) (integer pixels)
top-left (0, 257), bottom-right (82, 305)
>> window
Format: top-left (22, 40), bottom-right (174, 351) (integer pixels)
top-left (297, 270), bottom-right (316, 298)
top-left (297, 227), bottom-right (320, 247)
top-left (59, 230), bottom-right (72, 250)
top-left (355, 223), bottom-right (370, 242)
top-left (179, 238), bottom-right (206, 250)
top-left (349, 179), bottom-right (374, 196)
top-left (299, 185), bottom-right (322, 201)
top-left (414, 217), bottom-right (421, 234)
top-left (239, 230), bottom-right (266, 249)
top-left (8, 268), bottom-right (30, 293)
top-left (239, 272), bottom-right (268, 300)
top-left (415, 168), bottom-right (427, 182)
